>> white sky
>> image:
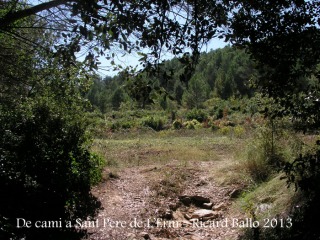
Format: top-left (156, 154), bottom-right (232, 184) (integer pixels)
top-left (95, 37), bottom-right (228, 78)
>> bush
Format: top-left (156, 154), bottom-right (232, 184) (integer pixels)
top-left (243, 155), bottom-right (272, 183)
top-left (172, 119), bottom-right (183, 129)
top-left (242, 125), bottom-right (285, 182)
top-left (186, 108), bottom-right (207, 122)
top-left (89, 153), bottom-right (106, 185)
top-left (234, 125), bottom-right (246, 138)
top-left (284, 142), bottom-right (320, 194)
top-left (183, 119), bottom-right (202, 129)
top-left (218, 126), bottom-right (232, 136)
top-left (0, 100), bottom-right (102, 239)
top-left (211, 124), bottom-right (219, 131)
top-left (141, 116), bottom-right (165, 131)
top-left (110, 120), bottom-right (135, 131)
top-left (215, 108), bottom-right (224, 119)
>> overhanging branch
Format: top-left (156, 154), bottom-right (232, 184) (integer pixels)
top-left (0, 0), bottom-right (72, 28)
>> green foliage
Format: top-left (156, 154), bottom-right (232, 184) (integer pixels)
top-left (206, 98), bottom-right (228, 119)
top-left (86, 76), bottom-right (112, 113)
top-left (182, 75), bottom-right (210, 108)
top-left (4, 0), bottom-right (320, 238)
top-left (89, 153), bottom-right (106, 185)
top-left (110, 119), bottom-right (135, 131)
top-left (233, 2), bottom-right (320, 232)
top-left (234, 125), bottom-right (246, 138)
top-left (0, 15), bottom-right (102, 239)
top-left (141, 116), bottom-right (166, 131)
top-left (0, 98), bottom-right (102, 239)
top-left (210, 123), bottom-right (219, 131)
top-left (231, 0), bottom-right (320, 129)
top-left (186, 108), bottom-right (208, 122)
top-left (244, 156), bottom-right (273, 184)
top-left (110, 86), bottom-right (129, 110)
top-left (284, 142), bottom-right (320, 194)
top-left (218, 126), bottom-right (232, 135)
top-left (243, 124), bottom-right (286, 182)
top-left (183, 119), bottom-right (202, 130)
top-left (172, 119), bottom-right (183, 129)
top-left (86, 46), bottom-right (257, 111)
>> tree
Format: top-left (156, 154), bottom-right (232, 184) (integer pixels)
top-left (0, 5), bottom-right (103, 239)
top-left (86, 75), bottom-right (113, 112)
top-left (229, 0), bottom-right (320, 137)
top-left (229, 0), bottom-right (320, 124)
top-left (174, 82), bottom-right (185, 105)
top-left (0, 96), bottom-right (102, 240)
top-left (213, 70), bottom-right (235, 99)
top-left (125, 74), bottom-right (155, 109)
top-left (182, 75), bottom-right (209, 108)
top-left (229, 1), bottom-right (320, 238)
top-left (111, 87), bottom-right (127, 110)
top-left (0, 0), bottom-right (229, 73)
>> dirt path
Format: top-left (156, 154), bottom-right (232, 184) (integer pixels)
top-left (86, 160), bottom-right (243, 240)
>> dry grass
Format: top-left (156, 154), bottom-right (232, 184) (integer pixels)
top-left (234, 173), bottom-right (296, 220)
top-left (92, 129), bottom-right (238, 169)
top-left (149, 165), bottom-right (191, 197)
top-left (209, 158), bottom-right (250, 186)
top-left (92, 129), bottom-right (245, 201)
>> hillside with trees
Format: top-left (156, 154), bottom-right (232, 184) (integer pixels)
top-left (87, 46), bottom-right (257, 112)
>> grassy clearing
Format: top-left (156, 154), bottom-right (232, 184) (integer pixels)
top-left (92, 128), bottom-right (248, 202)
top-left (92, 129), bottom-right (239, 169)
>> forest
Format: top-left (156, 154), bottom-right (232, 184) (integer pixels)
top-left (87, 46), bottom-right (256, 112)
top-left (1, 0), bottom-right (320, 240)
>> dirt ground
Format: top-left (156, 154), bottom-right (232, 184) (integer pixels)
top-left (85, 159), bottom-right (245, 240)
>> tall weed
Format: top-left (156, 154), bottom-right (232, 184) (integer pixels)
top-left (141, 116), bottom-right (166, 131)
top-left (243, 122), bottom-right (287, 182)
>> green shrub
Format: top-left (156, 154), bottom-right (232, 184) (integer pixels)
top-left (110, 121), bottom-right (121, 131)
top-left (0, 100), bottom-right (102, 239)
top-left (218, 126), bottom-right (232, 135)
top-left (184, 119), bottom-right (202, 129)
top-left (120, 121), bottom-right (134, 129)
top-left (172, 119), bottom-right (183, 129)
top-left (211, 124), bottom-right (219, 131)
top-left (141, 116), bottom-right (165, 131)
top-left (243, 154), bottom-right (273, 183)
top-left (89, 153), bottom-right (106, 185)
top-left (110, 119), bottom-right (135, 131)
top-left (242, 125), bottom-right (285, 182)
top-left (216, 108), bottom-right (224, 119)
top-left (234, 125), bottom-right (246, 138)
top-left (284, 142), bottom-right (320, 194)
top-left (186, 108), bottom-right (207, 122)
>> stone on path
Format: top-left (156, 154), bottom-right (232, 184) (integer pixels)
top-left (191, 209), bottom-right (219, 220)
top-left (203, 202), bottom-right (213, 209)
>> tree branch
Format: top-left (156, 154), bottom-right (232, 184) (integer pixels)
top-left (0, 0), bottom-right (72, 28)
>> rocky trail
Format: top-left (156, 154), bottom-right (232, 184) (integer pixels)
top-left (86, 160), bottom-right (244, 240)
